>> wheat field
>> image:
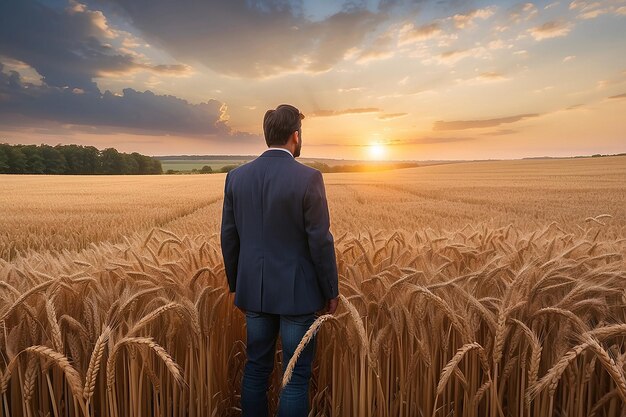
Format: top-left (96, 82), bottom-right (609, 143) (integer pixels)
top-left (0, 155), bottom-right (625, 417)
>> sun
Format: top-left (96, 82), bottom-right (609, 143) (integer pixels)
top-left (368, 142), bottom-right (386, 160)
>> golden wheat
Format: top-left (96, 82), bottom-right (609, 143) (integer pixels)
top-left (0, 156), bottom-right (624, 416)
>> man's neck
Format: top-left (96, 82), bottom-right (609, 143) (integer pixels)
top-left (268, 147), bottom-right (293, 157)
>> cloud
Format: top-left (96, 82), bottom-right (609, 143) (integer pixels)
top-left (596, 70), bottom-right (626, 89)
top-left (569, 1), bottom-right (626, 19)
top-left (98, 0), bottom-right (395, 78)
top-left (506, 2), bottom-right (538, 24)
top-left (0, 0), bottom-right (186, 92)
top-left (0, 0), bottom-right (191, 92)
top-left (578, 8), bottom-right (610, 19)
top-left (433, 113), bottom-right (540, 130)
top-left (476, 71), bottom-right (509, 82)
top-left (309, 108), bottom-right (380, 117)
top-left (0, 63), bottom-right (256, 141)
top-left (308, 135), bottom-right (474, 147)
top-left (487, 39), bottom-right (509, 50)
top-left (608, 93), bottom-right (626, 99)
top-left (338, 87), bottom-right (365, 93)
top-left (529, 21), bottom-right (573, 40)
top-left (377, 113), bottom-right (408, 120)
top-left (569, 0), bottom-right (611, 19)
top-left (375, 88), bottom-right (436, 99)
top-left (569, 1), bottom-right (589, 10)
top-left (483, 129), bottom-right (518, 136)
top-left (450, 7), bottom-right (497, 29)
top-left (451, 71), bottom-right (511, 86)
top-left (388, 136), bottom-right (475, 145)
top-left (354, 32), bottom-right (396, 64)
top-left (497, 1), bottom-right (543, 34)
top-left (434, 47), bottom-right (488, 65)
top-left (141, 64), bottom-right (192, 75)
top-left (533, 86), bottom-right (554, 93)
top-left (398, 22), bottom-right (443, 45)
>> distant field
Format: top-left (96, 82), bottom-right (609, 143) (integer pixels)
top-left (157, 156), bottom-right (435, 172)
top-left (1, 155), bottom-right (625, 417)
top-left (4, 156), bottom-right (624, 259)
top-left (159, 159), bottom-right (249, 172)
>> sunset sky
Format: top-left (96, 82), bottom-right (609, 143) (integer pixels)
top-left (1, 0), bottom-right (625, 161)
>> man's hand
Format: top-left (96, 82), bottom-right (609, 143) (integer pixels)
top-left (316, 296), bottom-right (339, 316)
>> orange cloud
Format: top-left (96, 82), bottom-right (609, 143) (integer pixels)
top-left (67, 0), bottom-right (117, 39)
top-left (434, 47), bottom-right (488, 65)
top-left (506, 2), bottom-right (538, 24)
top-left (398, 22), bottom-right (442, 45)
top-left (388, 136), bottom-right (475, 145)
top-left (377, 113), bottom-right (408, 120)
top-left (483, 129), bottom-right (517, 136)
top-left (338, 87), bottom-right (364, 93)
top-left (146, 64), bottom-right (193, 77)
top-left (96, 63), bottom-right (193, 78)
top-left (529, 21), bottom-right (573, 40)
top-left (450, 7), bottom-right (497, 29)
top-left (433, 113), bottom-right (539, 130)
top-left (309, 108), bottom-right (380, 117)
top-left (477, 71), bottom-right (510, 82)
top-left (355, 32), bottom-right (396, 64)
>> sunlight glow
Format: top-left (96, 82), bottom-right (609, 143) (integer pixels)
top-left (368, 143), bottom-right (386, 160)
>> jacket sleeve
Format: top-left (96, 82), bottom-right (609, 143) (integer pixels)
top-left (303, 170), bottom-right (339, 300)
top-left (220, 171), bottom-right (239, 293)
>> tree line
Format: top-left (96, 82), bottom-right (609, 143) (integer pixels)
top-left (0, 143), bottom-right (162, 175)
top-left (166, 164), bottom-right (241, 174)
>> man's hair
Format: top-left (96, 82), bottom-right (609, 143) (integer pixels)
top-left (263, 104), bottom-right (305, 146)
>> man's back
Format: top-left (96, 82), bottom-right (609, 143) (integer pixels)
top-left (220, 148), bottom-right (339, 315)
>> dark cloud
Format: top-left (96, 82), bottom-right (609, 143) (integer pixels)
top-left (608, 93), bottom-right (626, 99)
top-left (309, 107), bottom-right (380, 117)
top-left (0, 1), bottom-right (258, 140)
top-left (0, 0), bottom-right (182, 92)
top-left (92, 0), bottom-right (422, 78)
top-left (433, 113), bottom-right (539, 130)
top-left (0, 63), bottom-right (256, 140)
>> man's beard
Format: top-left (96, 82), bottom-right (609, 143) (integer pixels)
top-left (293, 136), bottom-right (302, 158)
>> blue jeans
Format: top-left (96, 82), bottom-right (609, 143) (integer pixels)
top-left (241, 310), bottom-right (318, 417)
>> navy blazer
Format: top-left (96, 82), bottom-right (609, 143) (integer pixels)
top-left (220, 148), bottom-right (339, 315)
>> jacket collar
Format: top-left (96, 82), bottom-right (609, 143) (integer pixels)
top-left (260, 148), bottom-right (294, 158)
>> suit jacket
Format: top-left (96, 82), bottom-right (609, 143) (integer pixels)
top-left (220, 148), bottom-right (339, 315)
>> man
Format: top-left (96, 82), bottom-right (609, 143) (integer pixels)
top-left (220, 104), bottom-right (339, 417)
